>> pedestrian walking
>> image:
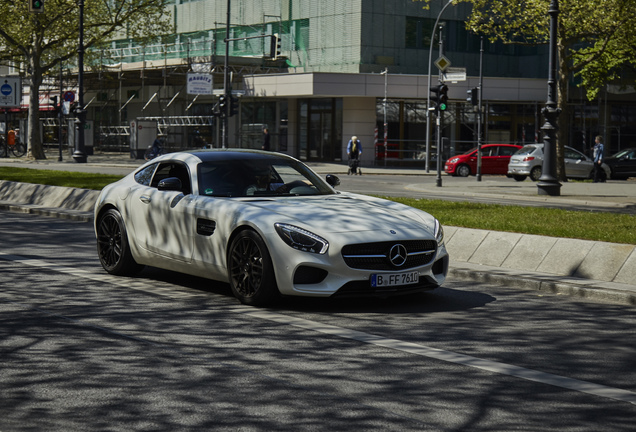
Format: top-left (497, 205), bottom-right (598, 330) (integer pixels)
top-left (262, 128), bottom-right (271, 151)
top-left (592, 135), bottom-right (605, 183)
top-left (347, 135), bottom-right (362, 175)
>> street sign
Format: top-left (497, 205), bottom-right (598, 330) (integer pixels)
top-left (63, 91), bottom-right (75, 103)
top-left (187, 73), bottom-right (213, 95)
top-left (442, 67), bottom-right (467, 82)
top-left (434, 55), bottom-right (451, 72)
top-left (0, 77), bottom-right (21, 108)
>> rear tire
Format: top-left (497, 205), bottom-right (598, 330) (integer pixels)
top-left (530, 166), bottom-right (542, 181)
top-left (11, 142), bottom-right (26, 157)
top-left (228, 230), bottom-right (279, 306)
top-left (96, 208), bottom-right (144, 276)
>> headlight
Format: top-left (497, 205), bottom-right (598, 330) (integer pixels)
top-left (275, 223), bottom-right (329, 254)
top-left (434, 219), bottom-right (444, 246)
top-left (449, 157), bottom-right (460, 164)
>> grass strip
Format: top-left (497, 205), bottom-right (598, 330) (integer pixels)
top-left (0, 167), bottom-right (123, 190)
top-left (387, 197), bottom-right (636, 245)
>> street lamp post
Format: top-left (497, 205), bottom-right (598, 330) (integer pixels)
top-left (221, 0), bottom-right (231, 149)
top-left (381, 67), bottom-right (388, 163)
top-left (537, 0), bottom-right (561, 196)
top-left (72, 0), bottom-right (87, 163)
top-left (425, 0), bottom-right (454, 173)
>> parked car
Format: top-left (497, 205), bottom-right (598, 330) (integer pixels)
top-left (444, 144), bottom-right (523, 177)
top-left (507, 144), bottom-right (611, 181)
top-left (604, 148), bottom-right (636, 180)
top-left (94, 149), bottom-right (449, 306)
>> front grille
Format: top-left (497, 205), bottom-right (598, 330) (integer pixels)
top-left (341, 240), bottom-right (437, 270)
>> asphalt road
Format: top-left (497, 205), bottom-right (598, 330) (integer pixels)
top-left (2, 212), bottom-right (636, 431)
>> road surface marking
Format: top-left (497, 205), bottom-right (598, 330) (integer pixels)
top-left (3, 251), bottom-right (635, 405)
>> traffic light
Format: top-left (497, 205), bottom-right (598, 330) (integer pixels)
top-left (467, 87), bottom-right (478, 106)
top-left (229, 96), bottom-right (239, 117)
top-left (438, 84), bottom-right (448, 111)
top-left (269, 33), bottom-right (281, 59)
top-left (218, 94), bottom-right (227, 117)
top-left (29, 0), bottom-right (44, 13)
top-left (50, 95), bottom-right (58, 112)
top-left (430, 84), bottom-right (449, 112)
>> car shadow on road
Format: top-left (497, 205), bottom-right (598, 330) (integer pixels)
top-left (135, 266), bottom-right (496, 314)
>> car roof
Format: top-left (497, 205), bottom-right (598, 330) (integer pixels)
top-left (185, 149), bottom-right (298, 163)
top-left (150, 149), bottom-right (299, 165)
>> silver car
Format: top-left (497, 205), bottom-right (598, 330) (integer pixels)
top-left (508, 144), bottom-right (610, 181)
top-left (94, 149), bottom-right (448, 306)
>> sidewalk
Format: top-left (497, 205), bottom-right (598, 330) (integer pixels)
top-left (1, 150), bottom-right (635, 306)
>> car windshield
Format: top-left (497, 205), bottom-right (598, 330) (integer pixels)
top-left (197, 158), bottom-right (336, 198)
top-left (514, 145), bottom-right (540, 156)
top-left (612, 149), bottom-right (635, 159)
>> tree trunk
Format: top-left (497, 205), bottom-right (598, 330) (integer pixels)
top-left (27, 62), bottom-right (46, 160)
top-left (555, 40), bottom-right (569, 182)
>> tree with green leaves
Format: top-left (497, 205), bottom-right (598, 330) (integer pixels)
top-left (417, 0), bottom-right (636, 180)
top-left (0, 0), bottom-right (171, 159)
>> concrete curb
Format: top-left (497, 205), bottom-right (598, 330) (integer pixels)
top-left (449, 262), bottom-right (636, 306)
top-left (2, 180), bottom-right (635, 306)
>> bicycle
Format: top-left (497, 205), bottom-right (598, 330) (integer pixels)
top-left (0, 135), bottom-right (26, 158)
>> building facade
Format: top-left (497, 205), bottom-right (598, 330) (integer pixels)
top-left (73, 0), bottom-right (635, 164)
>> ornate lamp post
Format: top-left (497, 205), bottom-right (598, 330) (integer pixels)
top-left (537, 0), bottom-right (561, 195)
top-left (72, 0), bottom-right (87, 163)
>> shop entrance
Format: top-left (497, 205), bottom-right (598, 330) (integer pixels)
top-left (298, 98), bottom-right (342, 161)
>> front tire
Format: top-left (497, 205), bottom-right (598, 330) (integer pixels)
top-left (96, 208), bottom-right (144, 276)
top-left (456, 164), bottom-right (471, 177)
top-left (228, 230), bottom-right (279, 306)
top-left (513, 175), bottom-right (527, 182)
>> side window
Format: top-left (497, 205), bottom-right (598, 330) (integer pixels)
top-left (134, 164), bottom-right (157, 186)
top-left (481, 147), bottom-right (494, 157)
top-left (498, 146), bottom-right (517, 157)
top-left (151, 162), bottom-right (192, 195)
top-left (564, 149), bottom-right (582, 160)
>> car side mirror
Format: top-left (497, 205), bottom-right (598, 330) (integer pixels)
top-left (158, 177), bottom-right (183, 192)
top-left (326, 174), bottom-right (340, 187)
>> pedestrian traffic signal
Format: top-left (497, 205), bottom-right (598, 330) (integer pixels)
top-left (430, 84), bottom-right (449, 112)
top-left (218, 94), bottom-right (227, 117)
top-left (29, 0), bottom-right (44, 13)
top-left (269, 34), bottom-right (281, 59)
top-left (467, 87), bottom-right (478, 106)
top-left (229, 96), bottom-right (239, 117)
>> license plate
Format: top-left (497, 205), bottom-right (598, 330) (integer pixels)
top-left (371, 271), bottom-right (420, 287)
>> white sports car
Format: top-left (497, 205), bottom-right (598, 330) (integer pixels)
top-left (94, 149), bottom-right (449, 306)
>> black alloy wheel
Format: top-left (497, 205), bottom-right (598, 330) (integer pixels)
top-left (96, 208), bottom-right (143, 275)
top-left (228, 230), bottom-right (279, 306)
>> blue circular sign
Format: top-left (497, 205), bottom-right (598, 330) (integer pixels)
top-left (1, 83), bottom-right (12, 96)
top-left (63, 91), bottom-right (75, 102)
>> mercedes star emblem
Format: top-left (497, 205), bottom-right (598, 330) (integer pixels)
top-left (389, 244), bottom-right (408, 267)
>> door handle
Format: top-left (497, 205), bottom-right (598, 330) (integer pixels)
top-left (140, 195), bottom-right (151, 204)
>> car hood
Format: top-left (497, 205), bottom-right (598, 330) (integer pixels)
top-left (239, 193), bottom-right (436, 235)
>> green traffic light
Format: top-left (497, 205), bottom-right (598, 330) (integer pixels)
top-left (439, 103), bottom-right (447, 111)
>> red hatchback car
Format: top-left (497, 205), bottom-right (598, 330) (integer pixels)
top-left (444, 144), bottom-right (523, 177)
